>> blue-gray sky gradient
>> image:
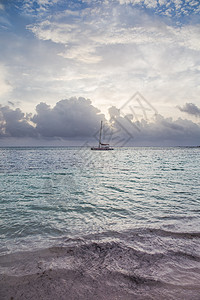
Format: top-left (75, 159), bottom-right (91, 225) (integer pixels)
top-left (0, 0), bottom-right (200, 145)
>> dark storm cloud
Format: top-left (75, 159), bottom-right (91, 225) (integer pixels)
top-left (0, 97), bottom-right (105, 139)
top-left (32, 97), bottom-right (105, 138)
top-left (178, 103), bottom-right (200, 117)
top-left (108, 107), bottom-right (200, 146)
top-left (0, 99), bottom-right (200, 146)
top-left (0, 105), bottom-right (36, 137)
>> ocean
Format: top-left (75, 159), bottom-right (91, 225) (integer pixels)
top-left (0, 147), bottom-right (200, 299)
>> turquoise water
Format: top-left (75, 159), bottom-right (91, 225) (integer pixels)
top-left (0, 147), bottom-right (200, 299)
top-left (0, 147), bottom-right (199, 253)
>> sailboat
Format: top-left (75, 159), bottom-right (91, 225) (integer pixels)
top-left (91, 121), bottom-right (114, 150)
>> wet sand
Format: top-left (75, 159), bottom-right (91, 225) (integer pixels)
top-left (1, 244), bottom-right (200, 300)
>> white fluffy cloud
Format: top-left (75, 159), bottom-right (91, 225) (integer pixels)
top-left (28, 5), bottom-right (200, 52)
top-left (0, 0), bottom-right (200, 128)
top-left (24, 1), bottom-right (200, 115)
top-left (19, 0), bottom-right (60, 16)
top-left (118, 0), bottom-right (200, 17)
top-left (0, 64), bottom-right (13, 97)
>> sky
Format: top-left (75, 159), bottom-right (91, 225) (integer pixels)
top-left (0, 0), bottom-right (200, 146)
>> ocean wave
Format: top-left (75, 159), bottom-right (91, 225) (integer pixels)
top-left (144, 228), bottom-right (200, 239)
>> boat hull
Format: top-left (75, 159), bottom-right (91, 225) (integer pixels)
top-left (91, 147), bottom-right (114, 151)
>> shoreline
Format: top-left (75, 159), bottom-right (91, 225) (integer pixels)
top-left (1, 239), bottom-right (200, 300)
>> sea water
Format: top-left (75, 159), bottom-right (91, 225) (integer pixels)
top-left (0, 147), bottom-right (200, 299)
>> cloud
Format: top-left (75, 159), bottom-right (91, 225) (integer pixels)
top-left (32, 97), bottom-right (105, 138)
top-left (1, 98), bottom-right (200, 146)
top-left (19, 0), bottom-right (60, 17)
top-left (1, 0), bottom-right (200, 122)
top-left (59, 44), bottom-right (102, 64)
top-left (26, 1), bottom-right (200, 74)
top-left (0, 64), bottom-right (13, 97)
top-left (0, 105), bottom-right (36, 137)
top-left (28, 11), bottom-right (200, 53)
top-left (118, 0), bottom-right (200, 17)
top-left (0, 97), bottom-right (105, 139)
top-left (108, 107), bottom-right (200, 146)
top-left (178, 103), bottom-right (200, 117)
top-left (24, 0), bottom-right (200, 112)
top-left (0, 3), bottom-right (4, 11)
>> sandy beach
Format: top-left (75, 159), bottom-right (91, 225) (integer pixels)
top-left (1, 240), bottom-right (200, 300)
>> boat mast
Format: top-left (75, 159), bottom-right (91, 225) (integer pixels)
top-left (98, 121), bottom-right (103, 148)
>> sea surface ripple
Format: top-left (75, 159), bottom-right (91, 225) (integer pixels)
top-left (0, 147), bottom-right (200, 299)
